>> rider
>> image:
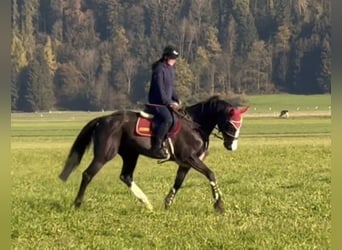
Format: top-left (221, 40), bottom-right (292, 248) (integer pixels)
top-left (148, 45), bottom-right (182, 158)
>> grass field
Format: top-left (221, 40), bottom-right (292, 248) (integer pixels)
top-left (245, 94), bottom-right (331, 115)
top-left (11, 95), bottom-right (331, 249)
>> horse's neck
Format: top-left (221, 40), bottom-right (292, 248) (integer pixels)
top-left (197, 116), bottom-right (217, 136)
top-left (187, 107), bottom-right (217, 138)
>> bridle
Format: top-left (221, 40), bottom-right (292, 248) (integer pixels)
top-left (222, 129), bottom-right (239, 140)
top-left (172, 109), bottom-right (193, 122)
top-left (213, 119), bottom-right (241, 141)
top-left (174, 106), bottom-right (242, 141)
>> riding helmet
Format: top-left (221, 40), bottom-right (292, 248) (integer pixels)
top-left (162, 45), bottom-right (179, 59)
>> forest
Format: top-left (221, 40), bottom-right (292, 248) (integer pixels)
top-left (11, 0), bottom-right (331, 111)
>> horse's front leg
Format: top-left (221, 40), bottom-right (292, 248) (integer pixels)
top-left (210, 180), bottom-right (224, 213)
top-left (187, 156), bottom-right (224, 213)
top-left (164, 166), bottom-right (190, 209)
top-left (165, 151), bottom-right (208, 209)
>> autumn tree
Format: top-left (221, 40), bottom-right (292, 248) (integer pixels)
top-left (191, 46), bottom-right (210, 99)
top-left (54, 62), bottom-right (83, 110)
top-left (11, 32), bottom-right (28, 109)
top-left (273, 23), bottom-right (291, 90)
top-left (174, 58), bottom-right (195, 104)
top-left (43, 35), bottom-right (58, 75)
top-left (242, 40), bottom-right (271, 93)
top-left (11, 0), bottom-right (331, 110)
top-left (317, 36), bottom-right (331, 93)
top-left (18, 47), bottom-right (55, 111)
top-left (232, 0), bottom-right (258, 57)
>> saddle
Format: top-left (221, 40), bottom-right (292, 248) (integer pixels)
top-left (135, 111), bottom-right (182, 137)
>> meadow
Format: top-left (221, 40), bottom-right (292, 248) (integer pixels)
top-left (11, 95), bottom-right (331, 249)
top-left (246, 94), bottom-right (331, 115)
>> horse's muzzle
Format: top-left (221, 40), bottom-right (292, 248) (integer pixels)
top-left (224, 141), bottom-right (232, 151)
top-left (224, 140), bottom-right (237, 151)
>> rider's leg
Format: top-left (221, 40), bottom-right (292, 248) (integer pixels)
top-left (151, 106), bottom-right (173, 158)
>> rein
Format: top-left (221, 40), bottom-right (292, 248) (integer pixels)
top-left (212, 126), bottom-right (224, 140)
top-left (213, 126), bottom-right (239, 140)
top-left (172, 109), bottom-right (193, 122)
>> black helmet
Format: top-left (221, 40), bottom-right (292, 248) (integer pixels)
top-left (162, 45), bottom-right (179, 59)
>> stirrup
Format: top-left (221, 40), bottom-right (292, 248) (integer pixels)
top-left (157, 138), bottom-right (173, 164)
top-left (157, 149), bottom-right (170, 163)
top-left (154, 149), bottom-right (168, 159)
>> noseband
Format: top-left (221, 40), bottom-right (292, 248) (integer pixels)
top-left (211, 105), bottom-right (247, 142)
top-left (213, 123), bottom-right (239, 140)
top-left (222, 130), bottom-right (239, 140)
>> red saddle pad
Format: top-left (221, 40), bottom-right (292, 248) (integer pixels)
top-left (135, 117), bottom-right (181, 137)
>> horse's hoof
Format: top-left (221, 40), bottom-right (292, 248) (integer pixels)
top-left (146, 202), bottom-right (153, 210)
top-left (164, 202), bottom-right (171, 210)
top-left (214, 199), bottom-right (225, 214)
top-left (164, 197), bottom-right (175, 210)
top-left (74, 200), bottom-right (82, 209)
top-left (164, 189), bottom-right (176, 210)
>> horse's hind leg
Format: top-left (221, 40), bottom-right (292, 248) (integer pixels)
top-left (119, 152), bottom-right (153, 210)
top-left (164, 166), bottom-right (190, 209)
top-left (74, 159), bottom-right (105, 208)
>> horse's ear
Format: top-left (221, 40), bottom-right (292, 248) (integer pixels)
top-left (239, 106), bottom-right (249, 114)
top-left (229, 108), bottom-right (236, 115)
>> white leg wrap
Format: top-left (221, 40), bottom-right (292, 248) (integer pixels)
top-left (130, 182), bottom-right (153, 210)
top-left (199, 152), bottom-right (206, 161)
top-left (210, 181), bottom-right (221, 201)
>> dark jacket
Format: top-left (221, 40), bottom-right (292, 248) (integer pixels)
top-left (148, 60), bottom-right (179, 105)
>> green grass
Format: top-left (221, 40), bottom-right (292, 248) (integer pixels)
top-left (11, 95), bottom-right (331, 249)
top-left (246, 94), bottom-right (331, 114)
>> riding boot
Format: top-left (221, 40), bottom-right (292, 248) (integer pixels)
top-left (150, 136), bottom-right (168, 159)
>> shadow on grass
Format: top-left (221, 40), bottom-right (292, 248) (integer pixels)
top-left (19, 195), bottom-right (74, 213)
top-left (279, 182), bottom-right (303, 189)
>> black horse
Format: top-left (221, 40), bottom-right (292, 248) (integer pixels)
top-left (59, 96), bottom-right (248, 213)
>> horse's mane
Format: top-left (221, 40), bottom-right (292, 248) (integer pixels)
top-left (206, 95), bottom-right (222, 103)
top-left (204, 95), bottom-right (227, 110)
top-left (186, 95), bottom-right (233, 114)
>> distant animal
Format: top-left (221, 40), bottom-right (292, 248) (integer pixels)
top-left (59, 96), bottom-right (249, 213)
top-left (279, 110), bottom-right (289, 118)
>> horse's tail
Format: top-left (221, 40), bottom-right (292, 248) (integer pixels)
top-left (59, 117), bottom-right (100, 181)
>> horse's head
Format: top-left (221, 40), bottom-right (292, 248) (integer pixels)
top-left (217, 106), bottom-right (249, 151)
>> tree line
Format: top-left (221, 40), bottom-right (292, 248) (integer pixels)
top-left (11, 0), bottom-right (331, 112)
